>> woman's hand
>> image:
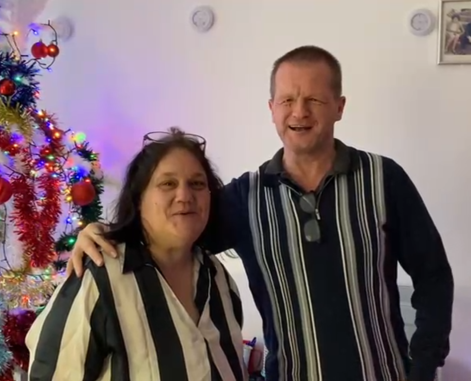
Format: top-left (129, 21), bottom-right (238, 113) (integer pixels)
top-left (66, 222), bottom-right (117, 276)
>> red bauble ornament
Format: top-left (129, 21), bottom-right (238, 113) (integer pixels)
top-left (31, 41), bottom-right (48, 59)
top-left (71, 181), bottom-right (96, 206)
top-left (47, 43), bottom-right (60, 58)
top-left (0, 78), bottom-right (16, 96)
top-left (0, 177), bottom-right (12, 204)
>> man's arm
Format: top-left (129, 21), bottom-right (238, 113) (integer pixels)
top-left (384, 159), bottom-right (453, 381)
top-left (68, 175), bottom-right (250, 275)
top-left (203, 176), bottom-right (249, 254)
top-left (27, 265), bottom-right (109, 380)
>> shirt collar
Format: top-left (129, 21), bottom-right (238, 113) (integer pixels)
top-left (121, 241), bottom-right (216, 274)
top-left (263, 138), bottom-right (356, 186)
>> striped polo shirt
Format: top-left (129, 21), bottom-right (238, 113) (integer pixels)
top-left (26, 242), bottom-right (247, 381)
top-left (212, 140), bottom-right (453, 381)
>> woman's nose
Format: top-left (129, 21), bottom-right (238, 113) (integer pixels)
top-left (174, 184), bottom-right (194, 202)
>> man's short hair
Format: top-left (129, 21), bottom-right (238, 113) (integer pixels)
top-left (270, 45), bottom-right (343, 99)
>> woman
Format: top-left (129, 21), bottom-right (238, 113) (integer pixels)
top-left (26, 128), bottom-right (247, 381)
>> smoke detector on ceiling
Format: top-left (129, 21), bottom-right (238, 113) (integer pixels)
top-left (190, 6), bottom-right (215, 33)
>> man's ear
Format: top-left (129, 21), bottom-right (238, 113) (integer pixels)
top-left (336, 96), bottom-right (346, 121)
top-left (268, 99), bottom-right (275, 123)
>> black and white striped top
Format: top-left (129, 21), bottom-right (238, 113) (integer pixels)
top-left (26, 242), bottom-right (247, 381)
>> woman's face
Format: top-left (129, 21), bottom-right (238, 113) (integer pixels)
top-left (140, 148), bottom-right (211, 249)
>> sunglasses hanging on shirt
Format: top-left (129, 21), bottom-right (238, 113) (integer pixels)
top-left (299, 192), bottom-right (321, 243)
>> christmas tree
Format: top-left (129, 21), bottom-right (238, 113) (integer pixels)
top-left (0, 24), bottom-right (104, 380)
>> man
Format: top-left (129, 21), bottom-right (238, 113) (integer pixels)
top-left (69, 46), bottom-right (453, 381)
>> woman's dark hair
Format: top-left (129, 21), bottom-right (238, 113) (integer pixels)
top-left (104, 127), bottom-right (224, 250)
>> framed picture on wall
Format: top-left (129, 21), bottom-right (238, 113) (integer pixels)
top-left (438, 0), bottom-right (471, 64)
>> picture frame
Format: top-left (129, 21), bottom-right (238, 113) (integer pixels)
top-left (437, 0), bottom-right (471, 64)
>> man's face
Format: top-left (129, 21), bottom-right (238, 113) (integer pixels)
top-left (269, 61), bottom-right (346, 156)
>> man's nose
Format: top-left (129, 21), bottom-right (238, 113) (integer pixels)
top-left (292, 99), bottom-right (310, 119)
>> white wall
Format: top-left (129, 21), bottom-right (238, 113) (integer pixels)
top-left (38, 0), bottom-right (471, 378)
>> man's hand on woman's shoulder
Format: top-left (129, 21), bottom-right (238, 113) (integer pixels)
top-left (66, 222), bottom-right (117, 277)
